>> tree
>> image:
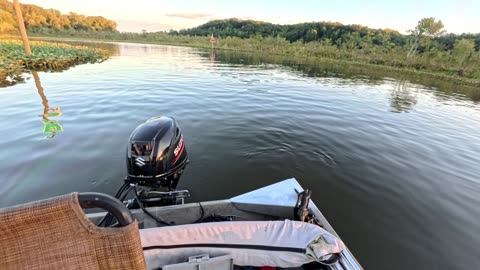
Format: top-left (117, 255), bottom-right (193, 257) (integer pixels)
top-left (0, 9), bottom-right (16, 33)
top-left (0, 0), bottom-right (117, 32)
top-left (305, 28), bottom-right (317, 42)
top-left (407, 17), bottom-right (445, 57)
top-left (452, 39), bottom-right (476, 74)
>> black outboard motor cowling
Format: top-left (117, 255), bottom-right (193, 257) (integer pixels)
top-left (126, 116), bottom-right (188, 190)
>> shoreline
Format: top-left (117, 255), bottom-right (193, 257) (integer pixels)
top-left (31, 35), bottom-right (480, 88)
top-left (4, 35), bottom-right (480, 88)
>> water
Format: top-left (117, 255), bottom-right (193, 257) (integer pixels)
top-left (1, 42), bottom-right (479, 270)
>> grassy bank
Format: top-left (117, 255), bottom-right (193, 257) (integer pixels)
top-left (30, 31), bottom-right (480, 87)
top-left (0, 39), bottom-right (107, 86)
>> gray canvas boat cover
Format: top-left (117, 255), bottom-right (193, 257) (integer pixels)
top-left (140, 220), bottom-right (345, 269)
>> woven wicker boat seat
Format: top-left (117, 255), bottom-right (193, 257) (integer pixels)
top-left (0, 192), bottom-right (146, 270)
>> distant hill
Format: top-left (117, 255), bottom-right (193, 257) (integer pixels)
top-left (179, 18), bottom-right (402, 38)
top-left (0, 0), bottom-right (117, 34)
top-left (177, 18), bottom-right (404, 44)
top-left (175, 18), bottom-right (480, 50)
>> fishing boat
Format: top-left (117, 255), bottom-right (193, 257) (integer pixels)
top-left (0, 116), bottom-right (363, 270)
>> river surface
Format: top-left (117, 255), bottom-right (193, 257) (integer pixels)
top-left (1, 42), bottom-right (479, 270)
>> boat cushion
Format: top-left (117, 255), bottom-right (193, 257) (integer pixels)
top-left (140, 220), bottom-right (345, 269)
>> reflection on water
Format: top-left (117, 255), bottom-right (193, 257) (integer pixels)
top-left (202, 49), bottom-right (480, 104)
top-left (41, 114), bottom-right (63, 139)
top-left (32, 71), bottom-right (63, 139)
top-left (0, 43), bottom-right (479, 270)
top-left (390, 80), bottom-right (417, 113)
top-left (210, 50), bottom-right (215, 63)
top-left (0, 72), bottom-right (26, 87)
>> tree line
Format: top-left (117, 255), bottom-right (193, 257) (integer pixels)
top-left (174, 18), bottom-right (480, 53)
top-left (0, 0), bottom-right (117, 33)
top-left (170, 18), bottom-right (479, 79)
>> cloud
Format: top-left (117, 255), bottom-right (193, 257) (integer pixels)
top-left (116, 19), bottom-right (176, 32)
top-left (240, 16), bottom-right (256, 20)
top-left (164, 13), bottom-right (211, 19)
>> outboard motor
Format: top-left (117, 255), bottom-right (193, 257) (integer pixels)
top-left (99, 116), bottom-right (189, 226)
top-left (126, 116), bottom-right (188, 190)
top-left (114, 116), bottom-right (189, 208)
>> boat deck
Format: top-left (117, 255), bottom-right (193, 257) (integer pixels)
top-left (87, 178), bottom-right (362, 270)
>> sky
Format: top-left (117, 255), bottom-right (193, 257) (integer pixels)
top-left (18, 0), bottom-right (480, 34)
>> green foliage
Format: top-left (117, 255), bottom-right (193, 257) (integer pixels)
top-left (408, 17), bottom-right (445, 38)
top-left (176, 18), bottom-right (479, 55)
top-left (452, 39), bottom-right (478, 76)
top-left (406, 17), bottom-right (446, 57)
top-left (436, 33), bottom-right (480, 51)
top-left (177, 18), bottom-right (404, 46)
top-left (0, 0), bottom-right (116, 34)
top-left (453, 39), bottom-right (476, 62)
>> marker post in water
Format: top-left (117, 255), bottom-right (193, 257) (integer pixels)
top-left (210, 34), bottom-right (216, 50)
top-left (13, 0), bottom-right (31, 56)
top-left (13, 0), bottom-right (63, 139)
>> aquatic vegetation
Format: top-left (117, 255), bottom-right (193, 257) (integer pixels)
top-left (0, 39), bottom-right (107, 86)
